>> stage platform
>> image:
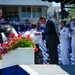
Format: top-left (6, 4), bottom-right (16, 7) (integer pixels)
top-left (19, 65), bottom-right (75, 75)
top-left (0, 60), bottom-right (75, 75)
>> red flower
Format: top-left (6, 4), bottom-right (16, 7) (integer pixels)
top-left (0, 51), bottom-right (2, 57)
top-left (34, 48), bottom-right (39, 52)
top-left (9, 33), bottom-right (15, 37)
top-left (1, 43), bottom-right (6, 46)
top-left (17, 34), bottom-right (22, 37)
top-left (27, 34), bottom-right (30, 38)
top-left (1, 33), bottom-right (35, 56)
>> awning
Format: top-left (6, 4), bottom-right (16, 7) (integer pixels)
top-left (0, 0), bottom-right (50, 7)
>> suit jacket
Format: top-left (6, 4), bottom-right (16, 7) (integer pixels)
top-left (42, 20), bottom-right (60, 49)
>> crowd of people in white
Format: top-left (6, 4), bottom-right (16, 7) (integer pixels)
top-left (58, 19), bottom-right (75, 65)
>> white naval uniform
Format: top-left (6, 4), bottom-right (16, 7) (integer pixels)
top-left (60, 27), bottom-right (71, 65)
top-left (70, 26), bottom-right (75, 64)
top-left (70, 21), bottom-right (75, 28)
top-left (23, 29), bottom-right (43, 45)
top-left (23, 31), bottom-right (30, 36)
top-left (29, 29), bottom-right (43, 45)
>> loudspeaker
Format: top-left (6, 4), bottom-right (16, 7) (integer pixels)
top-left (59, 10), bottom-right (69, 18)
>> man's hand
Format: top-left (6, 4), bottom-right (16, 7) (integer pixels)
top-left (34, 32), bottom-right (41, 35)
top-left (57, 32), bottom-right (60, 37)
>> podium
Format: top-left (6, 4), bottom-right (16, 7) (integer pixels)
top-left (2, 48), bottom-right (34, 68)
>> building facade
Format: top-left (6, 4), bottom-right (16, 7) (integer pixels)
top-left (0, 0), bottom-right (50, 23)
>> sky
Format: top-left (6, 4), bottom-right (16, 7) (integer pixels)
top-left (52, 2), bottom-right (60, 7)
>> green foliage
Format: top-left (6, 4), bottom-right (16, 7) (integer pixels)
top-left (0, 56), bottom-right (2, 60)
top-left (12, 38), bottom-right (34, 50)
top-left (68, 4), bottom-right (75, 17)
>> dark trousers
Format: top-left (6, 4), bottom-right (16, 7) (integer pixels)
top-left (35, 44), bottom-right (43, 64)
top-left (48, 45), bottom-right (59, 64)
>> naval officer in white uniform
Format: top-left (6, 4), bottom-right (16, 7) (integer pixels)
top-left (69, 22), bottom-right (75, 64)
top-left (59, 21), bottom-right (71, 65)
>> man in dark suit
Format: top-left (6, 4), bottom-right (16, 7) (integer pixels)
top-left (35, 17), bottom-right (60, 64)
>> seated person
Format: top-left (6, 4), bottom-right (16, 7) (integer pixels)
top-left (0, 26), bottom-right (6, 43)
top-left (4, 25), bottom-right (18, 37)
top-left (4, 25), bottom-right (12, 38)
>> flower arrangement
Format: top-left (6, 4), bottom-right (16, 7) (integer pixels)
top-left (0, 33), bottom-right (37, 59)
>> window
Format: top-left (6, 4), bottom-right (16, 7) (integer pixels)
top-left (2, 6), bottom-right (18, 21)
top-left (22, 7), bottom-right (26, 18)
top-left (32, 7), bottom-right (37, 18)
top-left (37, 8), bottom-right (42, 18)
top-left (32, 7), bottom-right (42, 18)
top-left (22, 7), bottom-right (31, 18)
top-left (22, 7), bottom-right (42, 18)
top-left (27, 7), bottom-right (31, 18)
